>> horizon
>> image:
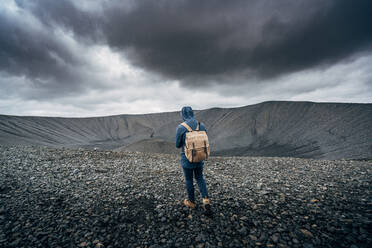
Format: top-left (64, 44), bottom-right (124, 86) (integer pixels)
top-left (1, 0), bottom-right (372, 117)
top-left (1, 100), bottom-right (371, 118)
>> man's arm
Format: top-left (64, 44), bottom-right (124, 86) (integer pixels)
top-left (175, 125), bottom-right (185, 148)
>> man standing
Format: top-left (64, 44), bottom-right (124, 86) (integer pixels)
top-left (175, 106), bottom-right (211, 210)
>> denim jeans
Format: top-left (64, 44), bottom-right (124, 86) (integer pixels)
top-left (183, 166), bottom-right (209, 202)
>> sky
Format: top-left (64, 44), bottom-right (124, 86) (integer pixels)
top-left (0, 0), bottom-right (371, 117)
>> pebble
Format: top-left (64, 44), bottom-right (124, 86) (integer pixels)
top-left (249, 235), bottom-right (258, 241)
top-left (300, 229), bottom-right (313, 238)
top-left (238, 227), bottom-right (247, 236)
top-left (303, 243), bottom-right (314, 248)
top-left (271, 234), bottom-right (279, 243)
top-left (0, 146), bottom-right (370, 248)
top-left (79, 241), bottom-right (87, 247)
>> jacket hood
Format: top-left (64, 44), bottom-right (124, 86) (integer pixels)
top-left (181, 106), bottom-right (194, 121)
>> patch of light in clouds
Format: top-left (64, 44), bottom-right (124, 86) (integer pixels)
top-left (1, 51), bottom-right (372, 117)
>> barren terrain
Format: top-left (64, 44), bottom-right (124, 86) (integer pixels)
top-left (1, 146), bottom-right (371, 247)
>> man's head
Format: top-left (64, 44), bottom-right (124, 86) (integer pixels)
top-left (181, 106), bottom-right (194, 121)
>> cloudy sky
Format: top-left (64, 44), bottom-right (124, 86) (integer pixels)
top-left (0, 0), bottom-right (371, 117)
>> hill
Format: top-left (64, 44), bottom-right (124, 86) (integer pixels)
top-left (0, 101), bottom-right (371, 159)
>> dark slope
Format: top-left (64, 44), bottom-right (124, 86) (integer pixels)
top-left (0, 101), bottom-right (371, 159)
top-left (115, 139), bottom-right (179, 155)
top-left (196, 101), bottom-right (372, 160)
top-left (0, 111), bottom-right (179, 149)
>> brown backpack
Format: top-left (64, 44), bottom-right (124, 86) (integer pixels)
top-left (181, 122), bottom-right (210, 163)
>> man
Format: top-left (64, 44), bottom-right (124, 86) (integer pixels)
top-left (175, 106), bottom-right (211, 210)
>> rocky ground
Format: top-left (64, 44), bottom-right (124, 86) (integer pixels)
top-left (0, 146), bottom-right (371, 248)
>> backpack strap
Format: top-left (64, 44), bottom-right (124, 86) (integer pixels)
top-left (181, 122), bottom-right (193, 132)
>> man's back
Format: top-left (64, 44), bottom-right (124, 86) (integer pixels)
top-left (175, 106), bottom-right (211, 213)
top-left (175, 107), bottom-right (207, 168)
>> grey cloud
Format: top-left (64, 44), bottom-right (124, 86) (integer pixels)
top-left (1, 0), bottom-right (372, 93)
top-left (0, 3), bottom-right (96, 98)
top-left (99, 0), bottom-right (372, 82)
top-left (14, 0), bottom-right (98, 40)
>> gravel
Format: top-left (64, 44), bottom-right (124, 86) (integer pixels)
top-left (0, 145), bottom-right (371, 248)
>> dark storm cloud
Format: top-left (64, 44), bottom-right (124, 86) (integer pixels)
top-left (0, 0), bottom-right (95, 98)
top-left (1, 0), bottom-right (372, 90)
top-left (99, 0), bottom-right (372, 81)
top-left (15, 0), bottom-right (99, 41)
top-left (0, 13), bottom-right (72, 78)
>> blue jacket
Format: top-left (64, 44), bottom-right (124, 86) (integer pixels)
top-left (175, 106), bottom-right (207, 169)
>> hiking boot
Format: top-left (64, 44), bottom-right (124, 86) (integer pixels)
top-left (203, 198), bottom-right (211, 210)
top-left (202, 198), bottom-right (212, 216)
top-left (184, 199), bottom-right (196, 208)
